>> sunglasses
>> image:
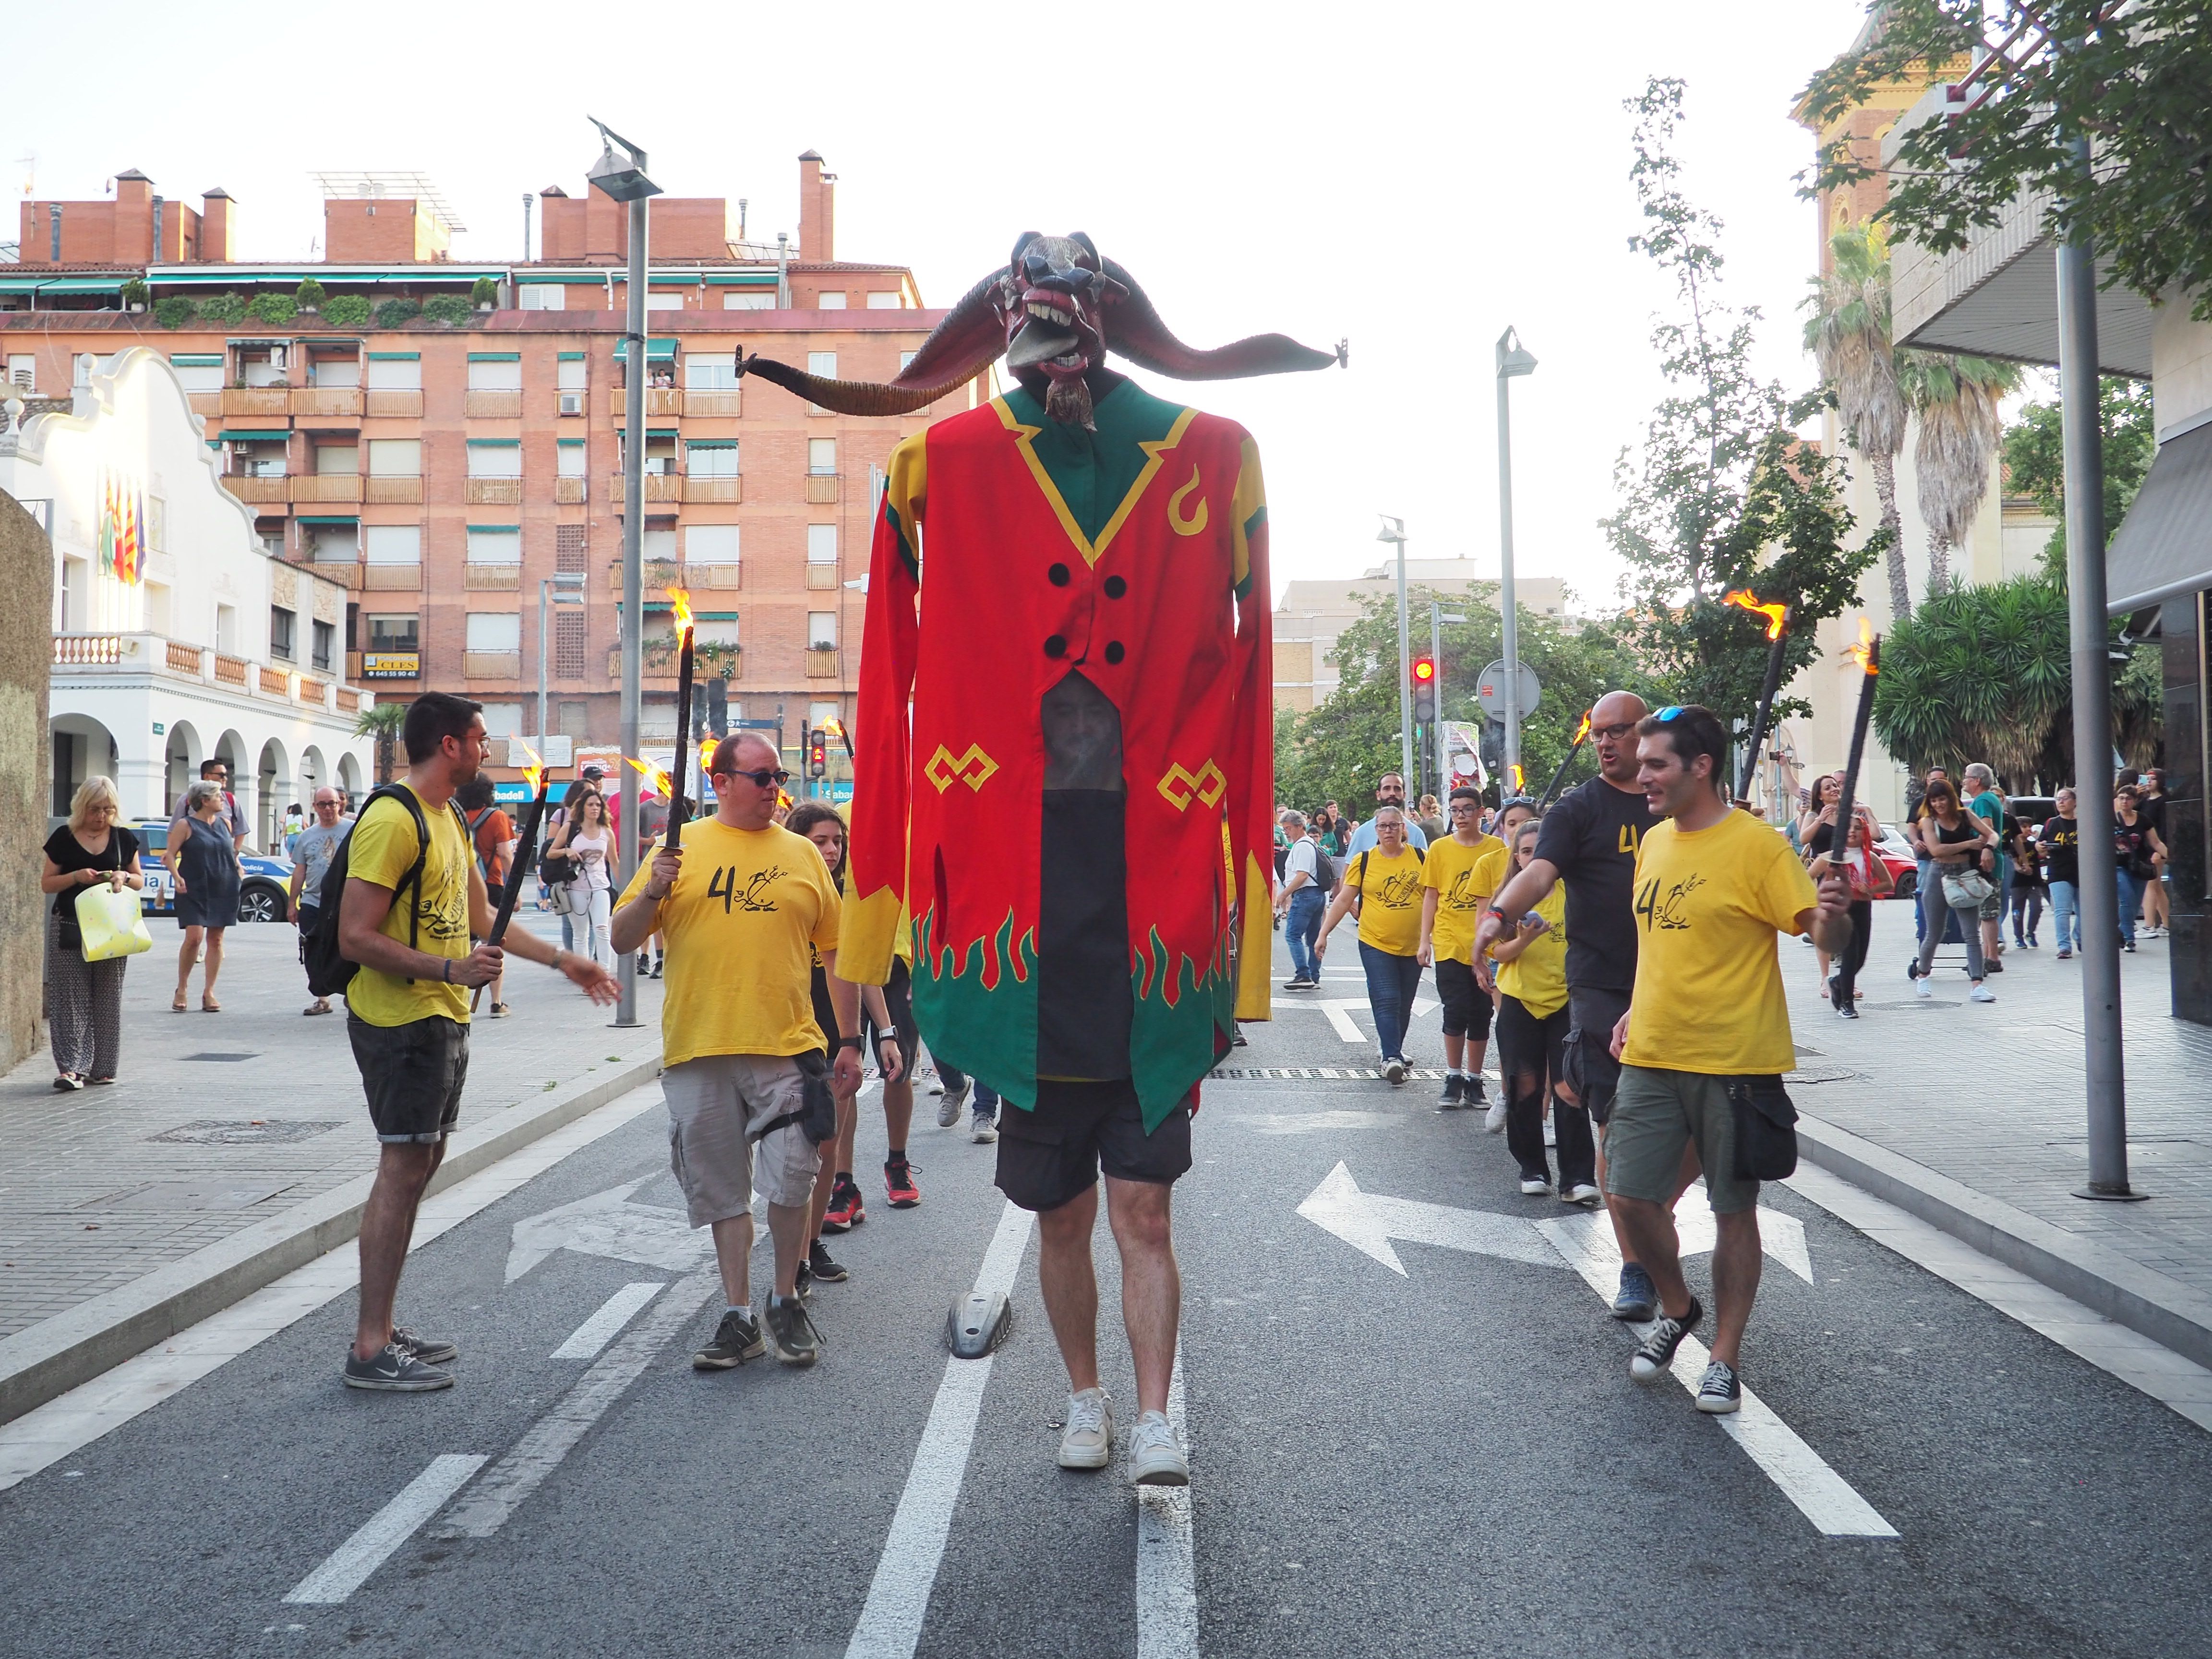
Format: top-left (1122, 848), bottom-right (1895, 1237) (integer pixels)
top-left (1650, 706), bottom-right (1690, 722)
top-left (716, 767), bottom-right (791, 789)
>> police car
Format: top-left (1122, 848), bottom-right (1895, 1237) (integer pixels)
top-left (130, 821), bottom-right (296, 923)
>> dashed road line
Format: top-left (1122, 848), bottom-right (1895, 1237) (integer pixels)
top-left (1136, 1346), bottom-right (1198, 1659)
top-left (550, 1282), bottom-right (667, 1360)
top-left (282, 1454), bottom-right (486, 1604)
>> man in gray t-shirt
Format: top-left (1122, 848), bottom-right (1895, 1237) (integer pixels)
top-left (289, 789), bottom-right (351, 1014)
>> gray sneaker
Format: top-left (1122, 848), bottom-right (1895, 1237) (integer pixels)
top-left (343, 1343), bottom-right (452, 1392)
top-left (971, 1109), bottom-right (998, 1144)
top-left (1057, 1386), bottom-right (1114, 1469)
top-left (692, 1310), bottom-right (766, 1370)
top-left (1127, 1410), bottom-right (1190, 1487)
top-left (765, 1295), bottom-right (822, 1366)
top-left (938, 1077), bottom-right (972, 1128)
top-left (391, 1326), bottom-right (457, 1365)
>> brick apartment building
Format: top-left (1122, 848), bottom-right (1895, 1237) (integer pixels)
top-left (1, 155), bottom-right (980, 769)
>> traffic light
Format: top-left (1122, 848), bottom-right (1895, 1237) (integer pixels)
top-left (808, 729), bottom-right (828, 779)
top-left (1411, 655), bottom-right (1437, 723)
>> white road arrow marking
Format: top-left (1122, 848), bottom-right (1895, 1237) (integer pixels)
top-left (503, 1177), bottom-right (716, 1282)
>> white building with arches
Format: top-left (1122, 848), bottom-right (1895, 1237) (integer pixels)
top-left (1, 347), bottom-right (374, 846)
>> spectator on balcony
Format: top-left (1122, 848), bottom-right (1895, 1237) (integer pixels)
top-left (168, 780), bottom-right (242, 1013)
top-left (42, 776), bottom-right (145, 1088)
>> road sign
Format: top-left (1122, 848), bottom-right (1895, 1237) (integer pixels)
top-left (1474, 661), bottom-right (1541, 719)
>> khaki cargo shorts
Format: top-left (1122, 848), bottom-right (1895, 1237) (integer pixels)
top-left (661, 1053), bottom-right (820, 1226)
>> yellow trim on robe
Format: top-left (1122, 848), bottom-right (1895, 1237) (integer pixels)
top-left (990, 397), bottom-right (1199, 567)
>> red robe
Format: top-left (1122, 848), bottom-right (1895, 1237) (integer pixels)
top-left (841, 379), bottom-right (1274, 1129)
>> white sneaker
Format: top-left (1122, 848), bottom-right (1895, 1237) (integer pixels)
top-left (1913, 976), bottom-right (1932, 999)
top-left (937, 1077), bottom-right (971, 1128)
top-left (1520, 1176), bottom-right (1552, 1196)
top-left (1484, 1099), bottom-right (1507, 1134)
top-left (1382, 1056), bottom-right (1407, 1084)
top-left (1970, 984), bottom-right (1997, 1003)
top-left (970, 1110), bottom-right (998, 1144)
top-left (1057, 1387), bottom-right (1113, 1470)
top-left (1127, 1410), bottom-right (1189, 1487)
top-left (1564, 1183), bottom-right (1603, 1205)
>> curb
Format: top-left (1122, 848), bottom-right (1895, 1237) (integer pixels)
top-left (1795, 1109), bottom-right (2212, 1371)
top-left (0, 1051), bottom-right (664, 1428)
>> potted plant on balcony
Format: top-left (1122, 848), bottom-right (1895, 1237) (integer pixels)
top-left (471, 276), bottom-right (500, 311)
top-left (295, 276), bottom-right (326, 315)
top-left (421, 294), bottom-right (472, 326)
top-left (155, 295), bottom-right (195, 329)
top-left (198, 292), bottom-right (247, 325)
top-left (120, 277), bottom-right (151, 313)
top-left (323, 294), bottom-right (372, 328)
top-left (373, 297), bottom-right (421, 329)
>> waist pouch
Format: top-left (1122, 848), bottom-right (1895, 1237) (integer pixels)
top-left (1727, 1074), bottom-right (1799, 1182)
top-left (749, 1049), bottom-right (840, 1147)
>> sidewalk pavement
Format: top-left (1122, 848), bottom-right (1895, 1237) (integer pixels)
top-left (0, 912), bottom-right (662, 1422)
top-left (1784, 898), bottom-right (2212, 1369)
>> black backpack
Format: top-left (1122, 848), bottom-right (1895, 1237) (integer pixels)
top-left (1311, 843), bottom-right (1338, 895)
top-left (303, 786), bottom-right (455, 999)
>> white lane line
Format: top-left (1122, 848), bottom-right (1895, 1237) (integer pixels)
top-left (1136, 1346), bottom-right (1198, 1659)
top-left (434, 1268), bottom-right (720, 1539)
top-left (550, 1281), bottom-right (666, 1360)
top-left (1537, 1215), bottom-right (1898, 1539)
top-left (0, 1082), bottom-right (667, 1493)
top-left (844, 1199), bottom-right (1036, 1659)
top-left (282, 1453), bottom-right (486, 1604)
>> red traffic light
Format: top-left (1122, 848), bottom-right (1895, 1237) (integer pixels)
top-left (1411, 657), bottom-right (1436, 683)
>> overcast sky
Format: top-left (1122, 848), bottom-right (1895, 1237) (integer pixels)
top-left (8, 0), bottom-right (1877, 609)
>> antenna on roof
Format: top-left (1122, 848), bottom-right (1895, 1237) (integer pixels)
top-left (307, 171), bottom-right (469, 233)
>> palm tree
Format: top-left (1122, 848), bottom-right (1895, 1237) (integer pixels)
top-left (1899, 350), bottom-right (2023, 596)
top-left (353, 701), bottom-right (406, 786)
top-left (1804, 222), bottom-right (1911, 619)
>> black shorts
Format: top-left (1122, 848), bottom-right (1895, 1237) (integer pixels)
top-left (867, 957), bottom-right (919, 1074)
top-left (1562, 984), bottom-right (1630, 1128)
top-left (1433, 959), bottom-right (1492, 1040)
top-left (995, 1079), bottom-right (1192, 1213)
top-left (349, 1014), bottom-right (469, 1144)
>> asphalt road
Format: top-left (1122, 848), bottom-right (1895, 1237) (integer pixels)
top-left (3, 938), bottom-right (2209, 1657)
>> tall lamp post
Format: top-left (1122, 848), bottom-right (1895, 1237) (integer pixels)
top-left (587, 117), bottom-right (660, 1030)
top-left (1378, 516), bottom-right (1413, 786)
top-left (1431, 603), bottom-right (1467, 795)
top-left (1495, 327), bottom-right (1537, 790)
top-left (536, 572), bottom-right (585, 746)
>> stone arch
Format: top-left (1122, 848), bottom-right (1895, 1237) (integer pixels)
top-left (300, 745), bottom-right (328, 805)
top-left (164, 720), bottom-right (205, 817)
top-left (256, 736), bottom-right (292, 854)
top-left (48, 712), bottom-right (120, 823)
top-left (337, 751), bottom-right (363, 805)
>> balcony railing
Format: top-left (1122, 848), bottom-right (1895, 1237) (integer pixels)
top-left (463, 651), bottom-right (522, 681)
top-left (294, 387), bottom-right (363, 418)
top-left (221, 476), bottom-right (289, 505)
top-left (292, 475), bottom-right (363, 504)
top-left (607, 644), bottom-right (685, 684)
top-left (53, 634), bottom-right (123, 665)
top-left (465, 564), bottom-right (521, 589)
top-left (187, 392), bottom-right (222, 419)
top-left (167, 639), bottom-right (203, 674)
top-left (805, 565), bottom-right (840, 590)
top-left (258, 665), bottom-right (289, 695)
top-left (55, 633), bottom-right (361, 709)
top-left (219, 386), bottom-right (290, 417)
top-left (805, 473), bottom-right (840, 504)
top-left (365, 388), bottom-right (423, 418)
top-left (465, 477), bottom-right (523, 505)
top-left (214, 653), bottom-right (249, 686)
top-left (554, 476), bottom-right (588, 504)
top-left (684, 388), bottom-right (742, 418)
top-left (609, 473), bottom-right (682, 504)
top-left (364, 475), bottom-right (422, 504)
top-left (683, 476), bottom-right (742, 504)
top-left (611, 387), bottom-right (685, 418)
top-left (362, 563), bottom-right (422, 590)
top-left (463, 389), bottom-right (523, 419)
top-left (805, 646), bottom-right (840, 680)
top-left (336, 686), bottom-right (360, 713)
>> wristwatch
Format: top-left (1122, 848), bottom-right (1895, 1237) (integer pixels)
top-left (875, 1027), bottom-right (900, 1044)
top-left (837, 1034), bottom-right (865, 1052)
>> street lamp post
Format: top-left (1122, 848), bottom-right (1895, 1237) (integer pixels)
top-left (587, 117), bottom-right (661, 1030)
top-left (537, 572), bottom-right (585, 747)
top-left (1431, 603), bottom-right (1467, 796)
top-left (1378, 516), bottom-right (1413, 787)
top-left (1495, 327), bottom-right (1537, 791)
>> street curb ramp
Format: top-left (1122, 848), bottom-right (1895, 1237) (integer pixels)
top-left (0, 1052), bottom-right (665, 1427)
top-left (1796, 1109), bottom-right (2212, 1372)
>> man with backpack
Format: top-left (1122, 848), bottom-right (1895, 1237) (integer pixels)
top-left (456, 776), bottom-right (517, 1017)
top-left (1273, 810), bottom-right (1332, 990)
top-left (326, 693), bottom-right (618, 1391)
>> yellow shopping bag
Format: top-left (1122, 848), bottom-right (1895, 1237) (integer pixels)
top-left (75, 882), bottom-right (154, 962)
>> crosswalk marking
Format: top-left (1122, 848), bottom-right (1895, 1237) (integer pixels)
top-left (283, 1454), bottom-right (486, 1604)
top-left (1136, 1346), bottom-right (1198, 1659)
top-left (550, 1281), bottom-right (666, 1360)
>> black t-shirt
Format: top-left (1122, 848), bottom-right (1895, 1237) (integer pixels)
top-left (45, 824), bottom-right (139, 920)
top-left (1531, 778), bottom-right (1659, 993)
top-left (2116, 817), bottom-right (2158, 878)
top-left (2040, 817), bottom-right (2080, 885)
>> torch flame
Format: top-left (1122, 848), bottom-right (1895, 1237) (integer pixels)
top-left (515, 738), bottom-right (546, 799)
top-left (1844, 616), bottom-right (1879, 674)
top-left (667, 585), bottom-right (695, 644)
top-left (1572, 710), bottom-right (1592, 745)
top-left (1723, 588), bottom-right (1790, 642)
top-left (625, 754), bottom-right (674, 799)
top-left (1510, 763), bottom-right (1526, 793)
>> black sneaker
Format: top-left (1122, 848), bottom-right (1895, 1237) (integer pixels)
top-left (1436, 1073), bottom-right (1466, 1109)
top-left (1629, 1295), bottom-right (1705, 1382)
top-left (391, 1326), bottom-right (457, 1366)
top-left (765, 1295), bottom-right (821, 1366)
top-left (343, 1343), bottom-right (453, 1392)
top-left (1696, 1358), bottom-right (1743, 1414)
top-left (693, 1310), bottom-right (765, 1370)
top-left (808, 1239), bottom-right (849, 1283)
top-left (794, 1258), bottom-right (815, 1301)
top-left (1612, 1262), bottom-right (1658, 1322)
top-left (1464, 1073), bottom-right (1487, 1104)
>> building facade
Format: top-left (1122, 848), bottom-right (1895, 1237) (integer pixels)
top-left (2, 154), bottom-right (979, 778)
top-left (1, 348), bottom-right (373, 845)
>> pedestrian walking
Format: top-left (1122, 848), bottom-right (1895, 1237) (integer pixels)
top-left (282, 802), bottom-right (306, 860)
top-left (289, 787), bottom-right (349, 1015)
top-left (168, 758), bottom-right (246, 853)
top-left (1905, 765), bottom-right (1949, 944)
top-left (1803, 795), bottom-right (1891, 1017)
top-left (546, 787), bottom-right (614, 968)
top-left (168, 779), bottom-right (241, 1013)
top-left (2137, 769), bottom-right (2170, 936)
top-left (1477, 691), bottom-right (1671, 1319)
top-left (336, 693), bottom-right (616, 1390)
top-left (2039, 790), bottom-right (2082, 959)
top-left (1313, 805), bottom-right (1426, 1083)
top-left (2113, 784), bottom-right (2164, 953)
top-left (1798, 774), bottom-right (1847, 992)
top-left (1419, 786), bottom-right (1502, 1108)
top-left (1344, 773), bottom-right (1431, 856)
top-left (1486, 816), bottom-right (1599, 1200)
top-left (1274, 810), bottom-right (1330, 991)
top-left (1414, 793), bottom-right (1448, 845)
top-left (1605, 703), bottom-right (1851, 1414)
top-left (1464, 795), bottom-right (1538, 1131)
top-left (610, 733), bottom-right (861, 1370)
top-left (1313, 807), bottom-right (1346, 858)
top-left (42, 776), bottom-right (145, 1088)
top-left (1907, 777), bottom-right (1998, 1000)
top-left (456, 776), bottom-right (517, 1017)
top-left (933, 1060), bottom-right (1002, 1140)
top-left (2006, 809), bottom-right (2045, 949)
top-left (1962, 764), bottom-right (2011, 971)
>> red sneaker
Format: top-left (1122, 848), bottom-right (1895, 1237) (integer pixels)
top-left (823, 1178), bottom-right (865, 1233)
top-left (884, 1158), bottom-right (921, 1209)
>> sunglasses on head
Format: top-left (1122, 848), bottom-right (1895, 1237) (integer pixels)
top-left (1650, 706), bottom-right (1691, 722)
top-left (716, 766), bottom-right (791, 789)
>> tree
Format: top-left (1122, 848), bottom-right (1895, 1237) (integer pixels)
top-left (1604, 79), bottom-right (1875, 746)
top-left (1802, 0), bottom-right (2212, 321)
top-left (354, 701), bottom-right (406, 786)
top-left (2001, 376), bottom-right (2156, 582)
top-left (1804, 223), bottom-right (1911, 618)
top-left (1898, 350), bottom-right (2021, 594)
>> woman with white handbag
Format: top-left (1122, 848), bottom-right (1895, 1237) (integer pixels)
top-left (1906, 776), bottom-right (2000, 1003)
top-left (40, 776), bottom-right (148, 1090)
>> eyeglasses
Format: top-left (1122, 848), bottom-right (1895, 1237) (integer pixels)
top-left (1590, 721), bottom-right (1638, 741)
top-left (716, 767), bottom-right (791, 789)
top-left (1448, 801), bottom-right (1481, 813)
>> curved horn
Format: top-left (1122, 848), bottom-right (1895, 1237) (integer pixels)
top-left (1101, 257), bottom-right (1339, 381)
top-left (740, 269), bottom-right (1009, 417)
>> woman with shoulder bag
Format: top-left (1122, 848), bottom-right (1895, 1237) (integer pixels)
top-left (1908, 778), bottom-right (1997, 1001)
top-left (42, 776), bottom-right (146, 1089)
top-left (548, 788), bottom-right (615, 967)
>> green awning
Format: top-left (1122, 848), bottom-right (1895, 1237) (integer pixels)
top-left (297, 515), bottom-right (360, 525)
top-left (685, 438), bottom-right (737, 449)
top-left (466, 524), bottom-right (520, 534)
top-left (612, 339), bottom-right (677, 361)
top-left (219, 430), bottom-right (291, 442)
top-left (556, 437), bottom-right (586, 446)
top-left (34, 277), bottom-right (126, 294)
top-left (368, 351), bottom-right (420, 361)
top-left (558, 351), bottom-right (586, 361)
top-left (467, 351), bottom-right (520, 362)
top-left (146, 267), bottom-right (503, 287)
top-left (169, 354), bottom-right (223, 367)
top-left (703, 272), bottom-right (778, 285)
top-left (465, 437), bottom-right (520, 447)
top-left (517, 271), bottom-right (619, 284)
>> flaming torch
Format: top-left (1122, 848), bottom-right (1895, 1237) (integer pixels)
top-left (1824, 620), bottom-right (1881, 887)
top-left (1539, 709), bottom-right (1594, 807)
top-left (486, 740), bottom-right (550, 950)
top-left (1724, 588), bottom-right (1792, 807)
top-left (666, 585), bottom-right (697, 848)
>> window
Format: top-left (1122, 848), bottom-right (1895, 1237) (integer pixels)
top-left (315, 444), bottom-right (359, 476)
top-left (307, 523), bottom-right (359, 562)
top-left (687, 524), bottom-right (739, 565)
top-left (367, 438), bottom-right (421, 477)
top-left (312, 619), bottom-right (336, 673)
top-left (6, 353), bottom-right (35, 392)
top-left (466, 440), bottom-right (522, 479)
top-left (215, 602), bottom-right (238, 654)
top-left (866, 291), bottom-right (904, 309)
top-left (558, 357), bottom-right (586, 392)
top-left (646, 291), bottom-right (686, 311)
top-left (518, 284), bottom-right (568, 311)
top-left (557, 440), bottom-right (587, 479)
top-left (807, 351), bottom-right (837, 379)
top-left (366, 355), bottom-right (422, 390)
top-left (478, 703), bottom-right (523, 738)
top-left (809, 701), bottom-right (841, 730)
top-left (630, 433), bottom-right (678, 475)
top-left (643, 528), bottom-right (677, 564)
top-left (237, 441), bottom-right (288, 479)
top-left (684, 358), bottom-right (738, 390)
top-left (364, 525), bottom-right (421, 565)
top-left (723, 292), bottom-right (773, 310)
top-left (240, 349), bottom-right (285, 388)
top-left (557, 699), bottom-right (589, 737)
top-left (687, 440), bottom-right (739, 477)
top-left (808, 612), bottom-right (837, 649)
top-left (367, 614), bottom-right (419, 652)
top-left (806, 525), bottom-right (838, 565)
top-left (816, 292), bottom-right (847, 309)
top-left (694, 614), bottom-right (739, 646)
top-left (269, 606), bottom-right (296, 661)
top-left (467, 355), bottom-right (522, 391)
top-left (466, 527), bottom-right (521, 565)
top-left (554, 612), bottom-right (587, 678)
top-left (310, 357), bottom-right (360, 388)
top-left (808, 438), bottom-right (836, 476)
top-left (466, 613), bottom-right (522, 652)
top-left (168, 354), bottom-right (220, 392)
top-left (901, 350), bottom-right (918, 372)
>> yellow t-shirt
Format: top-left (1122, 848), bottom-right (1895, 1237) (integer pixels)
top-left (1422, 833), bottom-right (1500, 964)
top-left (1344, 844), bottom-right (1425, 957)
top-left (1468, 842), bottom-right (1512, 906)
top-left (619, 816), bottom-right (843, 1066)
top-left (1494, 881), bottom-right (1568, 1017)
top-left (1623, 809), bottom-right (1819, 1075)
top-left (343, 785), bottom-right (474, 1028)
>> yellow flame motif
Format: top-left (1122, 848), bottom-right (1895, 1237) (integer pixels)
top-left (515, 738), bottom-right (546, 798)
top-left (625, 755), bottom-right (673, 797)
top-left (1723, 588), bottom-right (1789, 642)
top-left (1844, 616), bottom-right (1879, 674)
top-left (1572, 710), bottom-right (1592, 745)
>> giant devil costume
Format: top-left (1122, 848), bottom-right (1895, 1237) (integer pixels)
top-left (742, 233), bottom-right (1340, 1129)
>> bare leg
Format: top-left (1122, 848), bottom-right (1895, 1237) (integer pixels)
top-left (811, 1091), bottom-right (857, 1241)
top-left (881, 1073), bottom-right (914, 1150)
top-left (1104, 1176), bottom-right (1179, 1418)
top-left (709, 1212), bottom-right (752, 1308)
top-left (1443, 1032), bottom-right (1466, 1071)
top-left (202, 928), bottom-right (226, 1001)
top-left (1036, 1184), bottom-right (1102, 1395)
top-left (1608, 1194), bottom-right (1692, 1320)
top-left (1708, 1209), bottom-right (1764, 1368)
top-left (833, 1085), bottom-right (859, 1179)
top-left (354, 1142), bottom-right (441, 1359)
top-left (766, 1200), bottom-right (809, 1298)
top-left (175, 925), bottom-right (202, 1002)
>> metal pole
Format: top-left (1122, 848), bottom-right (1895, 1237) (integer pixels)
top-left (2058, 133), bottom-right (2131, 1199)
top-left (1393, 529), bottom-right (1414, 786)
top-left (1430, 601), bottom-right (1445, 802)
top-left (1497, 372), bottom-right (1521, 791)
top-left (537, 578), bottom-right (550, 747)
top-left (614, 189), bottom-right (648, 1028)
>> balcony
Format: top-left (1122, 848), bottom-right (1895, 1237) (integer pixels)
top-left (365, 388), bottom-right (423, 418)
top-left (53, 632), bottom-right (367, 708)
top-left (809, 565), bottom-right (845, 591)
top-left (554, 476), bottom-right (588, 505)
top-left (294, 387), bottom-right (363, 420)
top-left (464, 564), bottom-right (521, 590)
top-left (695, 562), bottom-right (742, 589)
top-left (463, 651), bottom-right (522, 681)
top-left (611, 387), bottom-right (684, 418)
top-left (683, 476), bottom-right (742, 504)
top-left (187, 392), bottom-right (222, 419)
top-left (219, 386), bottom-right (290, 418)
top-left (362, 563), bottom-right (422, 591)
top-left (221, 475), bottom-right (289, 505)
top-left (684, 388), bottom-right (742, 418)
top-left (805, 473), bottom-right (840, 504)
top-left (607, 558), bottom-right (685, 593)
top-left (258, 665), bottom-right (289, 695)
top-left (464, 390), bottom-right (523, 419)
top-left (167, 639), bottom-right (204, 674)
top-left (306, 557), bottom-right (364, 589)
top-left (291, 475), bottom-right (362, 505)
top-left (465, 478), bottom-right (524, 505)
top-left (607, 642), bottom-right (685, 685)
top-left (214, 653), bottom-right (249, 686)
top-left (805, 646), bottom-right (840, 680)
top-left (364, 475), bottom-right (422, 504)
top-left (609, 473), bottom-right (682, 505)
